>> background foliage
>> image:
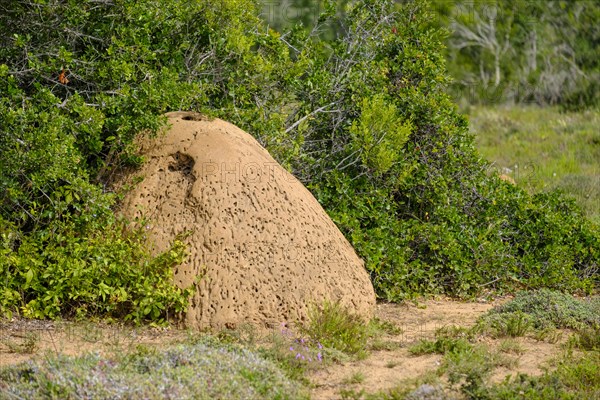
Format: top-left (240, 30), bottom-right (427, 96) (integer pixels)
top-left (0, 0), bottom-right (598, 321)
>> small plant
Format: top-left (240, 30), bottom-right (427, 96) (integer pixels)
top-left (498, 339), bottom-right (525, 355)
top-left (301, 300), bottom-right (369, 359)
top-left (573, 324), bottom-right (600, 351)
top-left (259, 322), bottom-right (326, 383)
top-left (478, 311), bottom-right (534, 338)
top-left (3, 331), bottom-right (40, 354)
top-left (369, 318), bottom-right (403, 336)
top-left (370, 339), bottom-right (402, 352)
top-left (343, 371), bottom-right (366, 385)
top-left (369, 374), bottom-right (447, 400)
top-left (409, 325), bottom-right (475, 355)
top-left (532, 327), bottom-right (563, 343)
top-left (340, 387), bottom-right (365, 400)
top-left (409, 336), bottom-right (472, 356)
top-left (442, 345), bottom-right (496, 397)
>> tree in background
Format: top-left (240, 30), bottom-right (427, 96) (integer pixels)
top-left (264, 0), bottom-right (600, 109)
top-left (432, 0), bottom-right (599, 109)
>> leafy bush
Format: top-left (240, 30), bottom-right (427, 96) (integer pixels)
top-left (293, 1), bottom-right (600, 299)
top-left (0, 216), bottom-right (191, 323)
top-left (0, 0), bottom-right (290, 320)
top-left (1, 0), bottom-right (598, 322)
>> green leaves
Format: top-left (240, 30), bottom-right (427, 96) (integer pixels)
top-left (0, 218), bottom-right (192, 323)
top-left (350, 94), bottom-right (412, 175)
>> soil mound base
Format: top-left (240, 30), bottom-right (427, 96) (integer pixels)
top-left (119, 112), bottom-right (376, 329)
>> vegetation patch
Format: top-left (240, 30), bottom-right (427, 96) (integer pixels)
top-left (0, 342), bottom-right (307, 399)
top-left (300, 301), bottom-right (370, 360)
top-left (479, 290), bottom-right (600, 332)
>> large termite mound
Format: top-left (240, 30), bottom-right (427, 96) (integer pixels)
top-left (119, 111), bottom-right (376, 329)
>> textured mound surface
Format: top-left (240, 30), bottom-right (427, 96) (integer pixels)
top-left (119, 112), bottom-right (375, 329)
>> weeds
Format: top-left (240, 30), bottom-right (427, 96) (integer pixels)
top-left (485, 352), bottom-right (600, 399)
top-left (498, 339), bottom-right (525, 355)
top-left (3, 331), bottom-right (40, 354)
top-left (301, 300), bottom-right (369, 359)
top-left (409, 325), bottom-right (476, 355)
top-left (572, 324), bottom-right (600, 351)
top-left (477, 311), bottom-right (534, 338)
top-left (343, 371), bottom-right (366, 385)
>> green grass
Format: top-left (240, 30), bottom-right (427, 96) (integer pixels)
top-left (300, 300), bottom-right (370, 359)
top-left (468, 105), bottom-right (600, 223)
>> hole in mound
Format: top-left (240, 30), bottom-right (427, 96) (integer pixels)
top-left (168, 152), bottom-right (195, 177)
top-left (181, 113), bottom-right (204, 121)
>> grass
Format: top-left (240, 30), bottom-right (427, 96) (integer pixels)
top-left (3, 332), bottom-right (40, 354)
top-left (300, 300), bottom-right (370, 359)
top-left (343, 371), bottom-right (366, 385)
top-left (409, 325), bottom-right (475, 355)
top-left (372, 290), bottom-right (600, 400)
top-left (468, 105), bottom-right (600, 223)
top-left (498, 339), bottom-right (525, 355)
top-left (485, 352), bottom-right (600, 400)
top-left (2, 292), bottom-right (598, 399)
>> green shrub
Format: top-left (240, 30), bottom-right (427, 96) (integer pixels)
top-left (1, 0), bottom-right (598, 321)
top-left (481, 290), bottom-right (600, 331)
top-left (442, 345), bottom-right (500, 398)
top-left (0, 0), bottom-right (291, 321)
top-left (0, 216), bottom-right (191, 323)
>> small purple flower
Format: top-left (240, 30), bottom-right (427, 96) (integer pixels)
top-left (317, 352), bottom-right (322, 362)
top-left (295, 353), bottom-right (301, 359)
top-left (317, 342), bottom-right (323, 349)
top-left (289, 346), bottom-right (294, 352)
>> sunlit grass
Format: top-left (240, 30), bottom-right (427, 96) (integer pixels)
top-left (467, 105), bottom-right (600, 223)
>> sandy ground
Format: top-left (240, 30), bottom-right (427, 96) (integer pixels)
top-left (0, 299), bottom-right (567, 399)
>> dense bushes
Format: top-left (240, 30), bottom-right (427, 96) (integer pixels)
top-left (0, 0), bottom-right (598, 321)
top-left (274, 0), bottom-right (599, 298)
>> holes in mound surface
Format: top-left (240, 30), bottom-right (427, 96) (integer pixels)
top-left (168, 152), bottom-right (195, 177)
top-left (181, 113), bottom-right (204, 121)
